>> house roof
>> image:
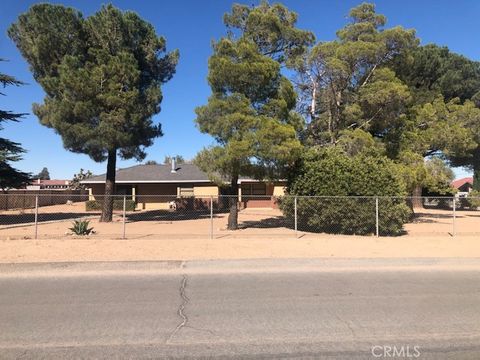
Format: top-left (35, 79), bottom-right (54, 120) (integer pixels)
top-left (30, 179), bottom-right (70, 185)
top-left (451, 177), bottom-right (473, 189)
top-left (81, 164), bottom-right (212, 184)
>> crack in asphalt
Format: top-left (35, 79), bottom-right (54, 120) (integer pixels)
top-left (166, 274), bottom-right (217, 343)
top-left (167, 275), bottom-right (189, 343)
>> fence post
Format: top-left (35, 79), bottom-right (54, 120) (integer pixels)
top-left (210, 196), bottom-right (214, 240)
top-left (294, 196), bottom-right (298, 238)
top-left (122, 195), bottom-right (126, 239)
top-left (34, 195), bottom-right (39, 239)
top-left (452, 196), bottom-right (456, 237)
top-left (375, 196), bottom-right (379, 237)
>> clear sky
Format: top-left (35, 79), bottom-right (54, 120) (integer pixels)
top-left (1, 0), bottom-right (478, 179)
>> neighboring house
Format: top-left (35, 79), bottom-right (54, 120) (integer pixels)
top-left (451, 177), bottom-right (474, 197)
top-left (81, 161), bottom-right (286, 210)
top-left (26, 179), bottom-right (71, 190)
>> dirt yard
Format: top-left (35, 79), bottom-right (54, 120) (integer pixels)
top-left (1, 201), bottom-right (478, 239)
top-left (0, 201), bottom-right (479, 263)
top-left (1, 234), bottom-right (479, 263)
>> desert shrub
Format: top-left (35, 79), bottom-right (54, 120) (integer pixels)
top-left (466, 190), bottom-right (480, 210)
top-left (85, 200), bottom-right (101, 211)
top-left (280, 148), bottom-right (411, 235)
top-left (85, 199), bottom-right (136, 211)
top-left (69, 220), bottom-right (94, 235)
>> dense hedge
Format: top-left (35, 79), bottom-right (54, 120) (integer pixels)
top-left (280, 148), bottom-right (411, 236)
top-left (460, 190), bottom-right (480, 210)
top-left (85, 199), bottom-right (136, 211)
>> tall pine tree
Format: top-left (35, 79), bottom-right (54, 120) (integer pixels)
top-left (195, 2), bottom-right (313, 229)
top-left (0, 66), bottom-right (30, 190)
top-left (9, 4), bottom-right (178, 220)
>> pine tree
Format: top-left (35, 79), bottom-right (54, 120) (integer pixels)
top-left (36, 167), bottom-right (50, 180)
top-left (0, 66), bottom-right (30, 189)
top-left (9, 4), bottom-right (178, 220)
top-left (195, 2), bottom-right (312, 229)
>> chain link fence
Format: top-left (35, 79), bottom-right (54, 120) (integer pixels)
top-left (0, 194), bottom-right (479, 239)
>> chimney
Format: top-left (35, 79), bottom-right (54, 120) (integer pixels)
top-left (171, 158), bottom-right (176, 173)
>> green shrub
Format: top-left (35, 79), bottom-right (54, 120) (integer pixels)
top-left (85, 200), bottom-right (101, 211)
top-left (69, 220), bottom-right (94, 235)
top-left (85, 199), bottom-right (136, 211)
top-left (280, 148), bottom-right (411, 236)
top-left (466, 190), bottom-right (480, 209)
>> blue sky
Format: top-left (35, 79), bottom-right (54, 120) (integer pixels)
top-left (1, 0), bottom-right (479, 179)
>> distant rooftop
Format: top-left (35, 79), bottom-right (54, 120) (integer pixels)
top-left (30, 179), bottom-right (70, 185)
top-left (451, 177), bottom-right (473, 189)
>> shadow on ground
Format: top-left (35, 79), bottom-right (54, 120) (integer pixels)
top-left (0, 212), bottom-right (101, 226)
top-left (240, 216), bottom-right (291, 229)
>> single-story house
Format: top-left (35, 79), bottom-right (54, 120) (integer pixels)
top-left (26, 179), bottom-right (71, 190)
top-left (451, 177), bottom-right (474, 197)
top-left (81, 162), bottom-right (286, 210)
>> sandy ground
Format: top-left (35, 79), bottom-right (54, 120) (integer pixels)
top-left (1, 202), bottom-right (479, 263)
top-left (1, 202), bottom-right (478, 239)
top-left (1, 234), bottom-right (480, 263)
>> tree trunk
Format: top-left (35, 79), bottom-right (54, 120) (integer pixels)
top-left (473, 158), bottom-right (480, 192)
top-left (411, 185), bottom-right (423, 209)
top-left (100, 149), bottom-right (116, 222)
top-left (227, 176), bottom-right (239, 230)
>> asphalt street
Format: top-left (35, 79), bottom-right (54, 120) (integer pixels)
top-left (1, 260), bottom-right (480, 359)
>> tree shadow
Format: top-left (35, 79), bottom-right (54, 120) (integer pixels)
top-left (0, 212), bottom-right (100, 226)
top-left (126, 209), bottom-right (214, 222)
top-left (413, 212), bottom-right (457, 220)
top-left (240, 216), bottom-right (291, 229)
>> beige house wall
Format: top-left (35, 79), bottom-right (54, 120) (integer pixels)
top-left (273, 184), bottom-right (286, 197)
top-left (193, 185), bottom-right (219, 197)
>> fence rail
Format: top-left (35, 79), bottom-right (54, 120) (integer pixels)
top-left (0, 194), bottom-right (478, 239)
top-left (0, 190), bottom-right (88, 210)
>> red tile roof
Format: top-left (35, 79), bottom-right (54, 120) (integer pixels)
top-left (451, 177), bottom-right (473, 189)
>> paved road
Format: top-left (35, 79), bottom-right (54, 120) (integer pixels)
top-left (1, 261), bottom-right (480, 359)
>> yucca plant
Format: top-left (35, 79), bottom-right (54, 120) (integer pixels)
top-left (69, 220), bottom-right (94, 236)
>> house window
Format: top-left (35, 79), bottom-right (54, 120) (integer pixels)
top-left (241, 183), bottom-right (267, 197)
top-left (252, 183), bottom-right (266, 195)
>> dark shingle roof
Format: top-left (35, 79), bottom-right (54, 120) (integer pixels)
top-left (81, 164), bottom-right (211, 183)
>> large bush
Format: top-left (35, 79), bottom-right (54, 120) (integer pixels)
top-left (280, 148), bottom-right (411, 235)
top-left (464, 190), bottom-right (480, 210)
